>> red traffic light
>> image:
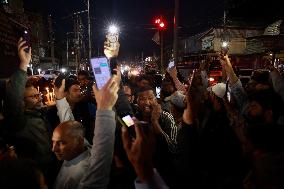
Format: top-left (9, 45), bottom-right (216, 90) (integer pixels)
top-left (155, 19), bottom-right (161, 24)
top-left (159, 22), bottom-right (165, 28)
top-left (154, 17), bottom-right (166, 29)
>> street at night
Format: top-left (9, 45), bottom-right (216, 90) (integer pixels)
top-left (1, 0), bottom-right (284, 188)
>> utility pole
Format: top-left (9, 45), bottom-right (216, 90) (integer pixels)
top-left (66, 32), bottom-right (73, 67)
top-left (66, 34), bottom-right (69, 67)
top-left (87, 0), bottom-right (91, 59)
top-left (48, 15), bottom-right (55, 68)
top-left (74, 15), bottom-right (82, 72)
top-left (173, 0), bottom-right (179, 66)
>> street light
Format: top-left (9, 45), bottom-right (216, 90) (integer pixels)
top-left (61, 68), bottom-right (67, 73)
top-left (221, 41), bottom-right (229, 48)
top-left (108, 25), bottom-right (119, 34)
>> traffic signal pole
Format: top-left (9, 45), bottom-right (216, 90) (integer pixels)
top-left (154, 17), bottom-right (165, 75)
top-left (173, 0), bottom-right (179, 66)
top-left (160, 29), bottom-right (164, 75)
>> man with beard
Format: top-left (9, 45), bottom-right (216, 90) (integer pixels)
top-left (4, 38), bottom-right (55, 187)
top-left (220, 53), bottom-right (284, 188)
top-left (135, 86), bottom-right (178, 188)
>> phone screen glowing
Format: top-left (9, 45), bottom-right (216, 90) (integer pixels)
top-left (90, 57), bottom-right (111, 90)
top-left (122, 115), bottom-right (135, 127)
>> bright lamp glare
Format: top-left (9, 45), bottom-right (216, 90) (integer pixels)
top-left (61, 68), bottom-right (66, 73)
top-left (109, 25), bottom-right (119, 34)
top-left (209, 77), bottom-right (215, 82)
top-left (222, 41), bottom-right (228, 48)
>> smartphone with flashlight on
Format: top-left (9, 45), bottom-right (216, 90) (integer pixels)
top-left (16, 28), bottom-right (30, 53)
top-left (221, 41), bottom-right (229, 55)
top-left (107, 25), bottom-right (119, 49)
top-left (90, 57), bottom-right (111, 90)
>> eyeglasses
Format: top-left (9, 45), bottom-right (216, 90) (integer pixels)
top-left (25, 93), bottom-right (42, 99)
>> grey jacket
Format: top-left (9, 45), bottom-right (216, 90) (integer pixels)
top-left (78, 110), bottom-right (116, 189)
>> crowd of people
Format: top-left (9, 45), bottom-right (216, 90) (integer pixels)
top-left (0, 37), bottom-right (284, 189)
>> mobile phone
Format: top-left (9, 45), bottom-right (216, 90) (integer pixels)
top-left (121, 115), bottom-right (149, 138)
top-left (90, 57), bottom-right (111, 90)
top-left (23, 30), bottom-right (30, 53)
top-left (221, 41), bottom-right (229, 55)
top-left (120, 115), bottom-right (136, 138)
top-left (54, 73), bottom-right (68, 89)
top-left (156, 87), bottom-right (161, 99)
top-left (122, 115), bottom-right (135, 127)
top-left (168, 61), bottom-right (174, 69)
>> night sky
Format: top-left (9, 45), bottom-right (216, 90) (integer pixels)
top-left (23, 0), bottom-right (283, 59)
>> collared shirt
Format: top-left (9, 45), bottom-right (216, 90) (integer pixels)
top-left (53, 149), bottom-right (91, 189)
top-left (135, 169), bottom-right (169, 189)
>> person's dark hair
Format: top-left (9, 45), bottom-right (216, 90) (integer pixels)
top-left (137, 75), bottom-right (150, 83)
top-left (64, 78), bottom-right (80, 92)
top-left (161, 81), bottom-right (175, 98)
top-left (247, 89), bottom-right (284, 122)
top-left (78, 70), bottom-right (89, 78)
top-left (0, 159), bottom-right (43, 189)
top-left (68, 74), bottom-right (78, 80)
top-left (251, 70), bottom-right (270, 85)
top-left (136, 86), bottom-right (156, 97)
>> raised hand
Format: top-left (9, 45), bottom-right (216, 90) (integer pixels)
top-left (18, 37), bottom-right (31, 71)
top-left (113, 68), bottom-right (122, 84)
top-left (151, 102), bottom-right (162, 123)
top-left (121, 119), bottom-right (155, 182)
top-left (93, 77), bottom-right (119, 110)
top-left (104, 38), bottom-right (120, 59)
top-left (218, 53), bottom-right (231, 67)
top-left (167, 66), bottom-right (178, 79)
top-left (150, 102), bottom-right (163, 134)
top-left (54, 79), bottom-right (66, 100)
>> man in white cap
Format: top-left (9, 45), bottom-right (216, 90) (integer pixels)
top-left (208, 83), bottom-right (227, 98)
